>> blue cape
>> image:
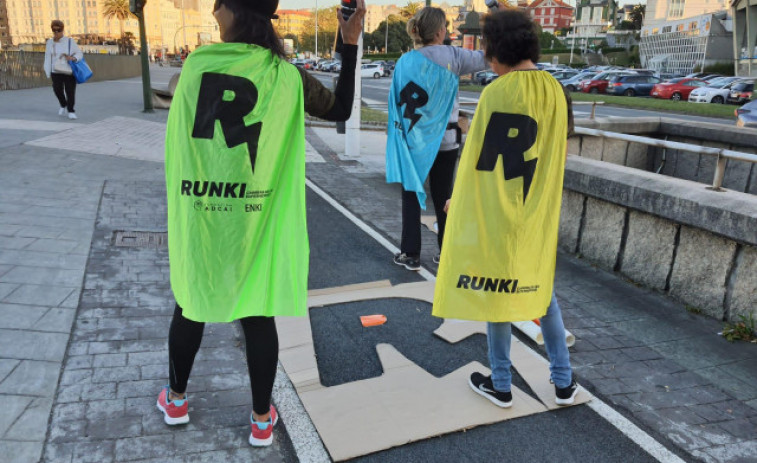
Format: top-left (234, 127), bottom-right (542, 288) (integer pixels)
top-left (386, 50), bottom-right (459, 209)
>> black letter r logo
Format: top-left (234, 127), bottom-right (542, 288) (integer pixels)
top-left (192, 73), bottom-right (262, 174)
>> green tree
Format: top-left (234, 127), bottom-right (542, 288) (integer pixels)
top-left (300, 6), bottom-right (338, 57)
top-left (400, 1), bottom-right (422, 19)
top-left (630, 4), bottom-right (645, 30)
top-left (616, 20), bottom-right (635, 31)
top-left (102, 0), bottom-right (135, 55)
top-left (539, 30), bottom-right (559, 49)
top-left (369, 16), bottom-right (412, 53)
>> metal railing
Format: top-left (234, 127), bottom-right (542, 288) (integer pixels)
top-left (461, 101), bottom-right (605, 119)
top-left (574, 126), bottom-right (757, 191)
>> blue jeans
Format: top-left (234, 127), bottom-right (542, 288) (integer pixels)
top-left (487, 293), bottom-right (572, 392)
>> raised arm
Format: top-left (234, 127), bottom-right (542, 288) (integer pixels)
top-left (299, 0), bottom-right (365, 122)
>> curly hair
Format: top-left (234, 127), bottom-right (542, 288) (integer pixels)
top-left (482, 10), bottom-right (540, 67)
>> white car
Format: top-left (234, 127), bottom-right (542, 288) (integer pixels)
top-left (360, 63), bottom-right (384, 79)
top-left (688, 78), bottom-right (747, 104)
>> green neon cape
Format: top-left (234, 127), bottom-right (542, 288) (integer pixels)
top-left (165, 43), bottom-right (306, 322)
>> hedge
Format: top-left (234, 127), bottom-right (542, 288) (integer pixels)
top-left (364, 52), bottom-right (402, 61)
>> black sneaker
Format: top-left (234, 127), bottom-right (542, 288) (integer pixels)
top-left (393, 253), bottom-right (420, 271)
top-left (555, 379), bottom-right (579, 406)
top-left (468, 372), bottom-right (512, 408)
top-left (432, 253), bottom-right (440, 264)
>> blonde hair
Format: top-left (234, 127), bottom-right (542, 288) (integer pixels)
top-left (406, 7), bottom-right (447, 46)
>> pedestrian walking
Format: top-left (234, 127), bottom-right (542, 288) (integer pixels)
top-left (386, 6), bottom-right (496, 271)
top-left (432, 9), bottom-right (578, 408)
top-left (160, 0), bottom-right (366, 447)
top-left (43, 20), bottom-right (83, 119)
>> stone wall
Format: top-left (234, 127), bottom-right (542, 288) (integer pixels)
top-left (560, 156), bottom-right (757, 322)
top-left (0, 52), bottom-right (140, 91)
top-left (569, 118), bottom-right (757, 195)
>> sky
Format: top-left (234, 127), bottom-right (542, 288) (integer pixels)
top-left (278, 1), bottom-right (645, 9)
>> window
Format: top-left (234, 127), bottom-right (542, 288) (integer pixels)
top-left (667, 0), bottom-right (685, 19)
top-left (662, 26), bottom-right (672, 33)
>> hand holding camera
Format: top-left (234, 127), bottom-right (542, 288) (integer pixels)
top-left (337, 0), bottom-right (366, 46)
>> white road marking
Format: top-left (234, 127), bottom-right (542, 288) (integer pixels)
top-left (302, 178), bottom-right (687, 463)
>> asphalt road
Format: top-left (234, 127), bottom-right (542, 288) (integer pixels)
top-left (305, 186), bottom-right (661, 462)
top-left (310, 70), bottom-right (736, 126)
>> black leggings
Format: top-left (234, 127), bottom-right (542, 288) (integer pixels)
top-left (400, 148), bottom-right (458, 257)
top-left (168, 304), bottom-right (279, 416)
top-left (51, 73), bottom-right (76, 112)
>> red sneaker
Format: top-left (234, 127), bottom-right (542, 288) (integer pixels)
top-left (156, 386), bottom-right (189, 425)
top-left (249, 405), bottom-right (278, 447)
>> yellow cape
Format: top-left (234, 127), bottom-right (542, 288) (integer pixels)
top-left (432, 70), bottom-right (567, 322)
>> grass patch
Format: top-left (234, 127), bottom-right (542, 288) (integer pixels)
top-left (459, 84), bottom-right (486, 93)
top-left (571, 93), bottom-right (738, 119)
top-left (722, 314), bottom-right (757, 343)
top-left (361, 106), bottom-right (388, 123)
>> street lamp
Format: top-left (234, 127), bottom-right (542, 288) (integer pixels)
top-left (315, 0), bottom-right (318, 58)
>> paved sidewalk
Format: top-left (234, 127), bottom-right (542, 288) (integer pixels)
top-left (0, 69), bottom-right (755, 463)
top-left (306, 125), bottom-right (757, 462)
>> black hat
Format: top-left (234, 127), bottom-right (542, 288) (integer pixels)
top-left (253, 0), bottom-right (279, 19)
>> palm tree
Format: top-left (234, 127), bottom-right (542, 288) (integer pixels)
top-left (102, 0), bottom-right (134, 54)
top-left (400, 1), bottom-right (422, 19)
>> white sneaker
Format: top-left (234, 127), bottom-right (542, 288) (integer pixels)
top-left (68, 112), bottom-right (77, 120)
top-left (58, 107), bottom-right (67, 116)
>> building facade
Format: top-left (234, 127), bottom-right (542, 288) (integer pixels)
top-left (731, 0), bottom-right (757, 77)
top-left (273, 9), bottom-right (312, 38)
top-left (644, 0), bottom-right (728, 28)
top-left (573, 0), bottom-right (618, 38)
top-left (639, 12), bottom-right (733, 75)
top-left (0, 0), bottom-right (219, 52)
top-left (526, 0), bottom-right (574, 34)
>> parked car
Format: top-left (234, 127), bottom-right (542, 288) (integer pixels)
top-left (702, 74), bottom-right (725, 82)
top-left (316, 60), bottom-right (334, 71)
top-left (580, 71), bottom-right (636, 94)
top-left (685, 72), bottom-right (710, 79)
top-left (651, 78), bottom-right (706, 100)
top-left (474, 70), bottom-right (498, 85)
top-left (727, 80), bottom-right (755, 105)
top-left (361, 63), bottom-right (384, 79)
top-left (551, 70), bottom-right (579, 81)
top-left (562, 71), bottom-right (599, 92)
top-left (606, 75), bottom-right (663, 97)
top-left (330, 61), bottom-right (342, 72)
top-left (688, 79), bottom-right (745, 104)
top-left (735, 99), bottom-right (757, 127)
top-left (659, 72), bottom-right (684, 81)
top-left (371, 60), bottom-right (392, 76)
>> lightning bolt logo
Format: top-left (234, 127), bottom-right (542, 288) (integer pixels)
top-left (398, 81), bottom-right (429, 132)
top-left (476, 113), bottom-right (539, 203)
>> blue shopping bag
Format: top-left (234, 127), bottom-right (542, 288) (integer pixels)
top-left (68, 39), bottom-right (93, 84)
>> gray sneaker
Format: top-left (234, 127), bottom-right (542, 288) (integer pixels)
top-left (393, 253), bottom-right (420, 271)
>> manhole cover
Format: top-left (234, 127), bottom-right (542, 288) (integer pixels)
top-left (113, 231), bottom-right (167, 248)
